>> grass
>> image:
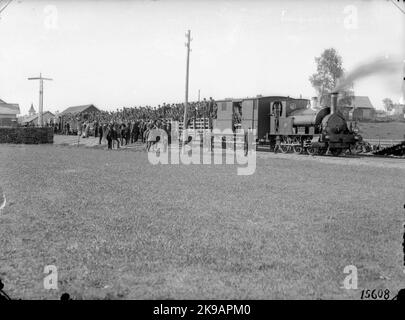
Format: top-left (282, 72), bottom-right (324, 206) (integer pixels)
top-left (358, 121), bottom-right (405, 140)
top-left (0, 144), bottom-right (404, 299)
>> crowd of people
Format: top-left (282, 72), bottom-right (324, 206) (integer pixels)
top-left (55, 98), bottom-right (218, 150)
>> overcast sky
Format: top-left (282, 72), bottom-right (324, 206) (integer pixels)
top-left (0, 0), bottom-right (404, 115)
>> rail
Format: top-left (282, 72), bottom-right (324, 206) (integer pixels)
top-left (363, 138), bottom-right (404, 147)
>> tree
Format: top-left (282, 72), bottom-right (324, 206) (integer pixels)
top-left (309, 48), bottom-right (344, 106)
top-left (382, 98), bottom-right (394, 113)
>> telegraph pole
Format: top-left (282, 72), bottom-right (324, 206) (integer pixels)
top-left (182, 30), bottom-right (192, 144)
top-left (402, 60), bottom-right (405, 104)
top-left (28, 73), bottom-right (53, 127)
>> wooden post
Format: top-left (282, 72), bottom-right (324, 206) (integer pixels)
top-left (182, 30), bottom-right (192, 145)
top-left (28, 73), bottom-right (53, 127)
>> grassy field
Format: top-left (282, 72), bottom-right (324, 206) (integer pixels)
top-left (0, 144), bottom-right (404, 300)
top-left (357, 121), bottom-right (405, 140)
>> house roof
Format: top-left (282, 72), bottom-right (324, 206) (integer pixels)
top-left (0, 103), bottom-right (20, 115)
top-left (352, 96), bottom-right (374, 109)
top-left (61, 104), bottom-right (99, 115)
top-left (21, 111), bottom-right (54, 124)
top-left (29, 104), bottom-right (36, 113)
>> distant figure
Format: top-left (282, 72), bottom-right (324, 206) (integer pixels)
top-left (106, 125), bottom-right (112, 150)
top-left (132, 121), bottom-right (140, 143)
top-left (98, 124), bottom-right (104, 144)
top-left (120, 123), bottom-right (126, 146)
top-left (112, 124), bottom-right (120, 149)
top-left (125, 125), bottom-right (131, 145)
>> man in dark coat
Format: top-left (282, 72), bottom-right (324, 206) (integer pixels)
top-left (132, 121), bottom-right (140, 143)
top-left (140, 122), bottom-right (146, 143)
top-left (125, 124), bottom-right (131, 145)
top-left (112, 124), bottom-right (120, 149)
top-left (120, 123), bottom-right (126, 146)
top-left (98, 123), bottom-right (104, 144)
top-left (106, 125), bottom-right (112, 150)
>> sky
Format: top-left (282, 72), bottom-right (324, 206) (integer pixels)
top-left (0, 0), bottom-right (404, 115)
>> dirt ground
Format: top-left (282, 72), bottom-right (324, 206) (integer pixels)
top-left (0, 143), bottom-right (404, 300)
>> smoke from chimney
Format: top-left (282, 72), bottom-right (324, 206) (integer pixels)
top-left (334, 56), bottom-right (402, 92)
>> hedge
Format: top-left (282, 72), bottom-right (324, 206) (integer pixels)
top-left (0, 127), bottom-right (54, 144)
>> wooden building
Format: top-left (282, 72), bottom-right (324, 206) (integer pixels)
top-left (0, 99), bottom-right (20, 127)
top-left (60, 104), bottom-right (100, 117)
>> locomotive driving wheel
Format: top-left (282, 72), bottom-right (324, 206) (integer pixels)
top-left (306, 146), bottom-right (318, 155)
top-left (279, 136), bottom-right (292, 153)
top-left (292, 137), bottom-right (303, 154)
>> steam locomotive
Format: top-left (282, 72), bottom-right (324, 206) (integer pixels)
top-left (212, 92), bottom-right (361, 155)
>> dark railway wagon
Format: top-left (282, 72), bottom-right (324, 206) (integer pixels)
top-left (214, 96), bottom-right (308, 139)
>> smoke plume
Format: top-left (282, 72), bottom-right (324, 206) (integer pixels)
top-left (334, 56), bottom-right (403, 92)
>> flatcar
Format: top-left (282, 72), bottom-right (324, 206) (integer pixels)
top-left (212, 93), bottom-right (361, 155)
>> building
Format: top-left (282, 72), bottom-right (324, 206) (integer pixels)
top-left (336, 95), bottom-right (375, 121)
top-left (59, 104), bottom-right (100, 134)
top-left (0, 99), bottom-right (20, 127)
top-left (349, 96), bottom-right (376, 121)
top-left (60, 104), bottom-right (100, 117)
top-left (19, 111), bottom-right (55, 126)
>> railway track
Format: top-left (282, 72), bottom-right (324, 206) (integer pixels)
top-left (181, 135), bottom-right (405, 158)
top-left (256, 142), bottom-right (405, 158)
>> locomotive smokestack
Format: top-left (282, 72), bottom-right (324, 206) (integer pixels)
top-left (331, 92), bottom-right (338, 114)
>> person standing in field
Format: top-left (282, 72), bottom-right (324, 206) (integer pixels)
top-left (132, 121), bottom-right (140, 143)
top-left (125, 123), bottom-right (131, 145)
top-left (98, 123), bottom-right (104, 145)
top-left (106, 124), bottom-right (112, 150)
top-left (112, 123), bottom-right (120, 149)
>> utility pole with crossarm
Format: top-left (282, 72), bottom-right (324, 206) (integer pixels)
top-left (28, 73), bottom-right (53, 127)
top-left (182, 30), bottom-right (192, 144)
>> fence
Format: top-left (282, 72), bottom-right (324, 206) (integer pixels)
top-left (178, 118), bottom-right (210, 130)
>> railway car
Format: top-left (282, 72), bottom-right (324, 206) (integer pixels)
top-left (213, 93), bottom-right (361, 155)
